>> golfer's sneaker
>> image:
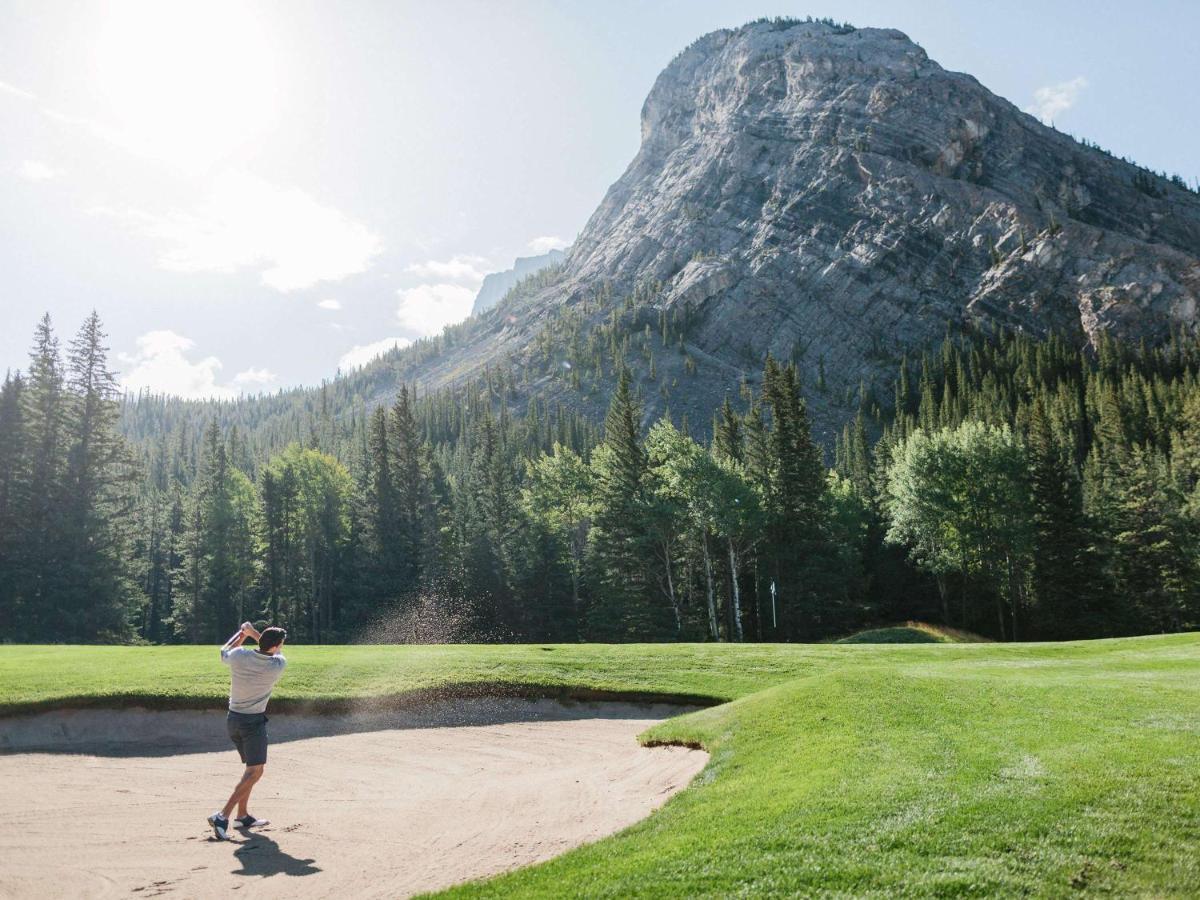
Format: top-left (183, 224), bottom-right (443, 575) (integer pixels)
top-left (235, 815), bottom-right (269, 829)
top-left (207, 812), bottom-right (229, 840)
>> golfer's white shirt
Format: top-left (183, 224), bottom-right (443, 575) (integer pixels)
top-left (221, 646), bottom-right (287, 714)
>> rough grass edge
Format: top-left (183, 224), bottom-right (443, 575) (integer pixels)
top-left (0, 681), bottom-right (725, 720)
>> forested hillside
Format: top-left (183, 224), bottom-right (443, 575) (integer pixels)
top-left (2, 311), bottom-right (1198, 644)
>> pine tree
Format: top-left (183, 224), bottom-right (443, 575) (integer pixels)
top-left (761, 356), bottom-right (828, 638)
top-left (713, 396), bottom-right (743, 462)
top-left (1109, 449), bottom-right (1197, 633)
top-left (20, 315), bottom-right (69, 638)
top-left (472, 409), bottom-right (522, 632)
top-left (390, 385), bottom-right (425, 586)
top-left (60, 311), bottom-right (140, 639)
top-left (1027, 398), bottom-right (1096, 637)
top-left (588, 369), bottom-right (664, 639)
top-left (364, 405), bottom-right (403, 595)
top-left (0, 373), bottom-right (29, 635)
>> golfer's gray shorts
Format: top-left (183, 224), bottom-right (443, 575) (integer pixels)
top-left (226, 711), bottom-right (269, 766)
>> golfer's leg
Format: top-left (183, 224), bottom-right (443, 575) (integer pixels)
top-left (236, 765), bottom-right (265, 818)
top-left (221, 765), bottom-right (263, 819)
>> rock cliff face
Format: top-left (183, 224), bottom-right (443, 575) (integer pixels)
top-left (471, 249), bottom-right (566, 315)
top-left (405, 20), bottom-right (1200, 437)
top-left (568, 20), bottom-right (1198, 356)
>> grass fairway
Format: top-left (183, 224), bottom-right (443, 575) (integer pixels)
top-left (3, 635), bottom-right (1199, 896)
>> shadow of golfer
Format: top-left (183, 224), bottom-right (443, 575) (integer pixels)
top-left (230, 832), bottom-right (321, 878)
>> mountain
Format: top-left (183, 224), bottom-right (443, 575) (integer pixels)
top-left (378, 17), bottom-right (1199, 441)
top-left (471, 249), bottom-right (567, 315)
top-left (124, 18), bottom-right (1200, 447)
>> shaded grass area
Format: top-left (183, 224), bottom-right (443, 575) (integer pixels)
top-left (4, 635), bottom-right (1200, 895)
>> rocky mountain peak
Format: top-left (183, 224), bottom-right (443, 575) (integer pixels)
top-left (565, 18), bottom-right (1198, 352)
top-left (638, 21), bottom-right (931, 157)
top-left (392, 19), bottom-right (1200, 440)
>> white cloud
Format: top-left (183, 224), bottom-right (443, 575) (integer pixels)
top-left (0, 80), bottom-right (36, 101)
top-left (405, 255), bottom-right (489, 286)
top-left (118, 330), bottom-right (235, 400)
top-left (317, 298), bottom-right (342, 310)
top-left (118, 331), bottom-right (278, 398)
top-left (18, 160), bottom-right (59, 181)
top-left (125, 171), bottom-right (382, 292)
top-left (338, 337), bottom-right (412, 371)
top-left (231, 366), bottom-right (277, 389)
top-left (528, 235), bottom-right (568, 254)
top-left (1025, 76), bottom-right (1088, 124)
top-left (395, 283), bottom-right (476, 335)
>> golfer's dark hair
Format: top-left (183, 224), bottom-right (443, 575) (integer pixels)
top-left (258, 626), bottom-right (287, 652)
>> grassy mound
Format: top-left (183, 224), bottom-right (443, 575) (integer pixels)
top-left (4, 635), bottom-right (1199, 895)
top-left (836, 621), bottom-right (991, 644)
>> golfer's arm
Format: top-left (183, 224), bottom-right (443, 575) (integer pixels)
top-left (242, 625), bottom-right (261, 642)
top-left (221, 630), bottom-right (246, 652)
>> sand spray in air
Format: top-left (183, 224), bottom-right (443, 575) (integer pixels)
top-left (283, 583), bottom-right (519, 726)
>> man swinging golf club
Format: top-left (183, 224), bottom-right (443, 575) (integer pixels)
top-left (207, 621), bottom-right (288, 840)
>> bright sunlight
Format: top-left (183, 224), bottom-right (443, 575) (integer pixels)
top-left (92, 0), bottom-right (280, 171)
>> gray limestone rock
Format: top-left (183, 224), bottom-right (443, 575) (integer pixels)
top-left (404, 20), bottom-right (1200, 439)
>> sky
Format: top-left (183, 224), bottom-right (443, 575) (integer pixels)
top-left (2, 0), bottom-right (1197, 399)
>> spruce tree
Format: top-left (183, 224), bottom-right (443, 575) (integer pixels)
top-left (365, 405), bottom-right (403, 595)
top-left (61, 311), bottom-right (139, 639)
top-left (1109, 449), bottom-right (1197, 633)
top-left (20, 315), bottom-right (69, 638)
top-left (588, 368), bottom-right (663, 639)
top-left (0, 373), bottom-right (29, 635)
top-left (761, 356), bottom-right (828, 638)
top-left (1027, 398), bottom-right (1096, 637)
top-left (473, 409), bottom-right (522, 632)
top-left (390, 386), bottom-right (425, 585)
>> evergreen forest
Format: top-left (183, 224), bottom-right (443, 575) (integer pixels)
top-left (2, 311), bottom-right (1198, 644)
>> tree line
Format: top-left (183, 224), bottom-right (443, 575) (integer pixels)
top-left (2, 313), bottom-right (1198, 643)
top-left (852, 328), bottom-right (1200, 639)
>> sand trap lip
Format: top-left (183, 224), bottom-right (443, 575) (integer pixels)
top-left (0, 699), bottom-right (707, 898)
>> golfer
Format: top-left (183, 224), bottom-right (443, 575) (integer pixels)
top-left (207, 621), bottom-right (288, 840)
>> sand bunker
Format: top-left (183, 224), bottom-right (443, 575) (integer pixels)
top-left (0, 699), bottom-right (706, 898)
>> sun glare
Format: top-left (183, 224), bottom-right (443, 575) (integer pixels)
top-left (93, 0), bottom-right (280, 172)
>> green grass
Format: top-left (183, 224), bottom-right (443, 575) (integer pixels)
top-left (3, 635), bottom-right (1199, 896)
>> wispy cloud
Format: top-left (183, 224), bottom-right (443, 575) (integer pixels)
top-left (405, 254), bottom-right (490, 286)
top-left (395, 283), bottom-right (476, 335)
top-left (317, 298), bottom-right (342, 311)
top-left (396, 254), bottom-right (494, 336)
top-left (338, 337), bottom-right (412, 371)
top-left (1025, 76), bottom-right (1088, 124)
top-left (528, 235), bottom-right (568, 254)
top-left (104, 171), bottom-right (383, 292)
top-left (0, 79), bottom-right (36, 102)
top-left (119, 330), bottom-right (280, 398)
top-left (17, 160), bottom-right (60, 181)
